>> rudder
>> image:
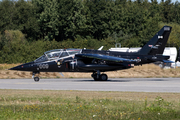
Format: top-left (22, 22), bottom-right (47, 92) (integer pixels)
top-left (138, 26), bottom-right (172, 55)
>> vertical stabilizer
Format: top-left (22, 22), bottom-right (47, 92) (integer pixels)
top-left (138, 26), bottom-right (172, 55)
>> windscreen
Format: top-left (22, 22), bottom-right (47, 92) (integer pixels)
top-left (34, 55), bottom-right (48, 62)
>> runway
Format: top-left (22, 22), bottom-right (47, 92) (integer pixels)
top-left (0, 78), bottom-right (179, 92)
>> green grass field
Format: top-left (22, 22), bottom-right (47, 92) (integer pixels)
top-left (0, 90), bottom-right (180, 120)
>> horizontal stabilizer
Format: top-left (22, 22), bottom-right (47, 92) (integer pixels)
top-left (162, 60), bottom-right (174, 63)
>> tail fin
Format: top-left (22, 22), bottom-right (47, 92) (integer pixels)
top-left (138, 26), bottom-right (172, 55)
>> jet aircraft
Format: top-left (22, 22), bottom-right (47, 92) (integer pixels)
top-left (10, 26), bottom-right (172, 81)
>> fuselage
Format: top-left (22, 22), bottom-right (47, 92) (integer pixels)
top-left (9, 48), bottom-right (169, 73)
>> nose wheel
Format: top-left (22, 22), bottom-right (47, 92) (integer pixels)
top-left (34, 77), bottom-right (40, 82)
top-left (32, 71), bottom-right (40, 82)
top-left (91, 71), bottom-right (108, 81)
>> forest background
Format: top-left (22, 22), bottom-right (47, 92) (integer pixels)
top-left (0, 0), bottom-right (180, 63)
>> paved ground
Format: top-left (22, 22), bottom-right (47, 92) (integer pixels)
top-left (0, 78), bottom-right (180, 92)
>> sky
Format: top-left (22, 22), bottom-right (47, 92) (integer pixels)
top-left (131, 0), bottom-right (179, 3)
top-left (160, 0), bottom-right (179, 3)
top-left (152, 0), bottom-right (179, 3)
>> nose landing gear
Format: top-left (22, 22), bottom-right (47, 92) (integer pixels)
top-left (32, 71), bottom-right (40, 82)
top-left (91, 71), bottom-right (108, 81)
top-left (34, 77), bottom-right (40, 82)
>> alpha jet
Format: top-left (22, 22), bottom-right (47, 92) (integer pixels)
top-left (10, 26), bottom-right (173, 81)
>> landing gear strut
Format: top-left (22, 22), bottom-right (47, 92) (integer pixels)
top-left (91, 71), bottom-right (108, 81)
top-left (32, 71), bottom-right (40, 82)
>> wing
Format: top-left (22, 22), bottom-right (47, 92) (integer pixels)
top-left (75, 53), bottom-right (136, 63)
top-left (162, 60), bottom-right (174, 63)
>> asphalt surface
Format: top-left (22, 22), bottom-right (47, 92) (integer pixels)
top-left (0, 78), bottom-right (180, 92)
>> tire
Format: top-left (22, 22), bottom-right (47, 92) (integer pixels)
top-left (92, 73), bottom-right (99, 81)
top-left (100, 74), bottom-right (108, 81)
top-left (94, 77), bottom-right (99, 81)
top-left (34, 77), bottom-right (40, 82)
top-left (93, 76), bottom-right (99, 81)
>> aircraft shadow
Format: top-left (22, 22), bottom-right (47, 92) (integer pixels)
top-left (72, 78), bottom-right (166, 82)
top-left (74, 80), bottom-right (131, 82)
top-left (41, 78), bottom-right (167, 83)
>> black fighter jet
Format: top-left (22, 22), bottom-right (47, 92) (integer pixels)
top-left (10, 26), bottom-right (173, 81)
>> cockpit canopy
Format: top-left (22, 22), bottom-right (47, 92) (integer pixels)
top-left (34, 48), bottom-right (81, 62)
top-left (45, 49), bottom-right (64, 59)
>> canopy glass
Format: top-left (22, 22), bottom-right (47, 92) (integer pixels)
top-left (34, 49), bottom-right (81, 62)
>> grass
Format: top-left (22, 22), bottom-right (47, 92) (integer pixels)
top-left (0, 90), bottom-right (180, 120)
top-left (0, 64), bottom-right (20, 70)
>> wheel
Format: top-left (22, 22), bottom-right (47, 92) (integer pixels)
top-left (92, 73), bottom-right (99, 81)
top-left (100, 74), bottom-right (108, 81)
top-left (93, 76), bottom-right (99, 81)
top-left (34, 77), bottom-right (40, 82)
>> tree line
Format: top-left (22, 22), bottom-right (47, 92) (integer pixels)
top-left (0, 0), bottom-right (180, 63)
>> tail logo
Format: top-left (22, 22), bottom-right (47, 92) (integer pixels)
top-left (148, 45), bottom-right (158, 49)
top-left (148, 45), bottom-right (153, 47)
top-left (158, 36), bottom-right (163, 39)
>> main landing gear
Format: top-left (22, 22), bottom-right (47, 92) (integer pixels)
top-left (32, 71), bottom-right (40, 82)
top-left (91, 70), bottom-right (108, 81)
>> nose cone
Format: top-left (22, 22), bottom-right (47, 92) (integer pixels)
top-left (9, 61), bottom-right (35, 71)
top-left (9, 65), bottom-right (24, 71)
